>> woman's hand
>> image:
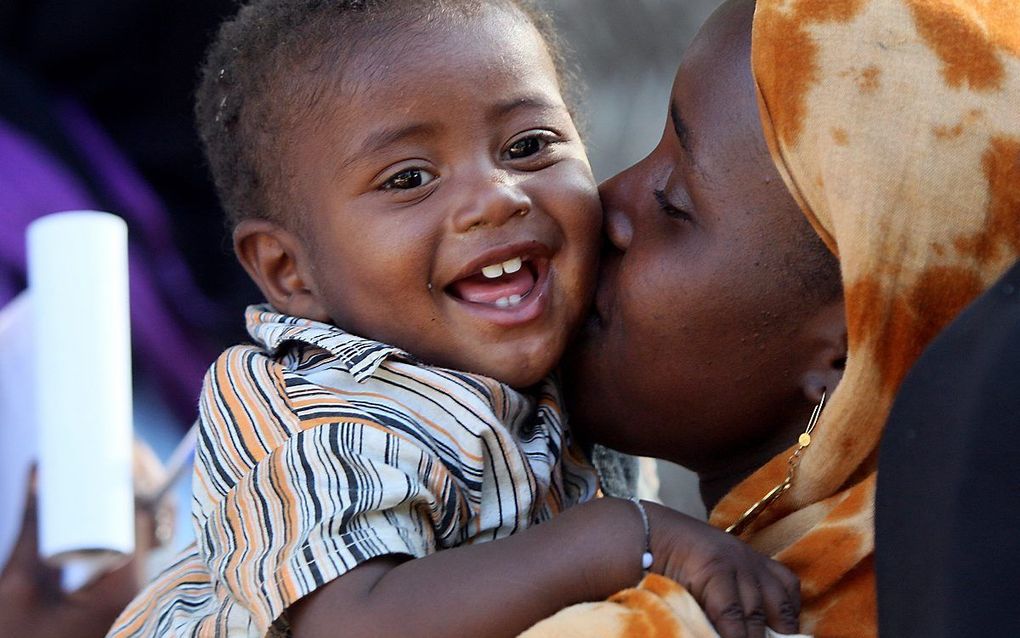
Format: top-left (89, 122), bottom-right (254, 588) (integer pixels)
top-left (644, 501), bottom-right (801, 638)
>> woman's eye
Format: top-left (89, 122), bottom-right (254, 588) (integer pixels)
top-left (505, 135), bottom-right (547, 160)
top-left (654, 189), bottom-right (693, 222)
top-left (382, 168), bottom-right (435, 190)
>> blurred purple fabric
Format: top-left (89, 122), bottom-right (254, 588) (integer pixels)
top-left (0, 101), bottom-right (221, 424)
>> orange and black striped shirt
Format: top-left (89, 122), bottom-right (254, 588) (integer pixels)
top-left (108, 306), bottom-right (598, 637)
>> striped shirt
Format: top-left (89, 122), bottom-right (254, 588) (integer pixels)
top-left (109, 306), bottom-right (598, 637)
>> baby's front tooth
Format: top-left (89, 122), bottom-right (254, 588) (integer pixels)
top-left (502, 257), bottom-right (523, 274)
top-left (508, 294), bottom-right (522, 306)
top-left (482, 264), bottom-right (504, 279)
top-left (495, 296), bottom-right (511, 308)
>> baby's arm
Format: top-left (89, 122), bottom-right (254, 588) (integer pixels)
top-left (289, 498), bottom-right (801, 638)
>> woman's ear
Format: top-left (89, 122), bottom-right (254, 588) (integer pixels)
top-left (800, 298), bottom-right (848, 404)
top-left (233, 219), bottom-right (331, 322)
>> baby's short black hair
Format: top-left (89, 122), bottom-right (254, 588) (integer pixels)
top-left (195, 0), bottom-right (572, 230)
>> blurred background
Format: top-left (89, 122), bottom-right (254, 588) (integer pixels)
top-left (548, 0), bottom-right (720, 181)
top-left (0, 0), bottom-right (719, 568)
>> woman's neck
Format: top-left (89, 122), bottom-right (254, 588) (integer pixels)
top-left (692, 410), bottom-right (812, 513)
top-left (697, 449), bottom-right (780, 513)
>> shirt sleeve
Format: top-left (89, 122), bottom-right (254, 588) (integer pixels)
top-left (193, 349), bottom-right (467, 635)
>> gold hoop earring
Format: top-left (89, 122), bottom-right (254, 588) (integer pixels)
top-left (725, 390), bottom-right (828, 536)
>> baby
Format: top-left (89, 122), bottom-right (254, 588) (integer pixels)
top-left (109, 2), bottom-right (799, 637)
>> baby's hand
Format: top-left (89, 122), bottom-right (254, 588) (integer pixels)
top-left (643, 502), bottom-right (801, 638)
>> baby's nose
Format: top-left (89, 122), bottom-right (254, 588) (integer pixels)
top-left (451, 176), bottom-right (531, 232)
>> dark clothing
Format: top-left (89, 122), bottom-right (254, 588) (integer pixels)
top-left (877, 259), bottom-right (1020, 636)
top-left (0, 0), bottom-right (264, 422)
top-left (0, 0), bottom-right (254, 317)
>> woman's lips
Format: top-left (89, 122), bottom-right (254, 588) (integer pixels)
top-left (592, 277), bottom-right (611, 322)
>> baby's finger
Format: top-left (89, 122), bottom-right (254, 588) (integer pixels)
top-left (699, 568), bottom-right (750, 638)
top-left (737, 575), bottom-right (768, 638)
top-left (762, 555), bottom-right (799, 608)
top-left (758, 566), bottom-right (800, 635)
top-left (763, 559), bottom-right (802, 626)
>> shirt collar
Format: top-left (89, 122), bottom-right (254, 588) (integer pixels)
top-left (245, 304), bottom-right (410, 383)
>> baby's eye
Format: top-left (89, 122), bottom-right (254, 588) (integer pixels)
top-left (507, 136), bottom-right (544, 159)
top-left (382, 168), bottom-right (436, 190)
top-left (504, 133), bottom-right (554, 160)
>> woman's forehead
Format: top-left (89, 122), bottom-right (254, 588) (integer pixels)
top-left (670, 0), bottom-right (760, 159)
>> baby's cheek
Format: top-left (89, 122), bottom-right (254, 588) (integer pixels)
top-left (560, 240), bottom-right (599, 318)
top-left (577, 185), bottom-right (605, 239)
top-left (569, 194), bottom-right (605, 283)
top-left (551, 157), bottom-right (601, 221)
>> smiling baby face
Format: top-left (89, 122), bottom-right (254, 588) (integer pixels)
top-left (248, 5), bottom-right (601, 387)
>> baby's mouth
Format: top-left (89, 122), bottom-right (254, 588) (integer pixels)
top-left (447, 256), bottom-right (540, 308)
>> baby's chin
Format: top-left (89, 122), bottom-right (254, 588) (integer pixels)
top-left (470, 352), bottom-right (561, 389)
top-left (432, 336), bottom-right (568, 389)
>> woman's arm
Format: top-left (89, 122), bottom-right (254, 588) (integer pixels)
top-left (289, 497), bottom-right (801, 638)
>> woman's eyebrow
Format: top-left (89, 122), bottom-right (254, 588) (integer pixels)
top-left (670, 101), bottom-right (693, 156)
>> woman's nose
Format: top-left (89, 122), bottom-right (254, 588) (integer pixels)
top-left (599, 172), bottom-right (634, 252)
top-left (451, 173), bottom-right (531, 233)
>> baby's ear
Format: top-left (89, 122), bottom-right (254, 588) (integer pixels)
top-left (233, 219), bottom-right (331, 322)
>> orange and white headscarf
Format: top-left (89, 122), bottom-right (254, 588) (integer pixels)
top-left (524, 1), bottom-right (1020, 636)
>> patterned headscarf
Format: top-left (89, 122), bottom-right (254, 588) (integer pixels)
top-left (710, 1), bottom-right (1020, 634)
top-left (523, 1), bottom-right (1020, 636)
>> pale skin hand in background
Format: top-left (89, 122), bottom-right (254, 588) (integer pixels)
top-left (0, 472), bottom-right (156, 638)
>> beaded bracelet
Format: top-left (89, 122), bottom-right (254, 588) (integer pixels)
top-left (629, 497), bottom-right (654, 571)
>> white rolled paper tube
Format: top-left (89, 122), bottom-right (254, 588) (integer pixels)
top-left (27, 211), bottom-right (134, 588)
